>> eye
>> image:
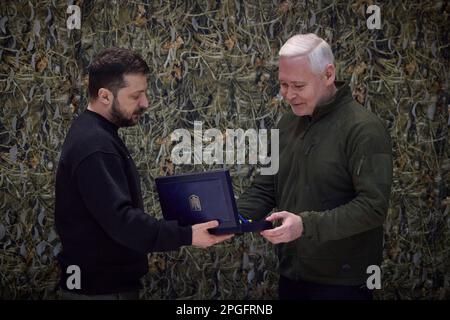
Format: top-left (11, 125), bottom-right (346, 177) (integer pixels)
top-left (280, 83), bottom-right (288, 88)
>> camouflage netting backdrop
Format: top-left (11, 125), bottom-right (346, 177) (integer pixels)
top-left (0, 0), bottom-right (449, 299)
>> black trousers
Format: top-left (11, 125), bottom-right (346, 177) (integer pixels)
top-left (278, 275), bottom-right (373, 300)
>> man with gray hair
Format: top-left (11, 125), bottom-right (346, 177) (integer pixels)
top-left (237, 34), bottom-right (393, 300)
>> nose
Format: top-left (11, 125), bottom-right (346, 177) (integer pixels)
top-left (140, 94), bottom-right (149, 109)
top-left (285, 87), bottom-right (297, 103)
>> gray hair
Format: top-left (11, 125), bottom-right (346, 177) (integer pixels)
top-left (279, 33), bottom-right (334, 74)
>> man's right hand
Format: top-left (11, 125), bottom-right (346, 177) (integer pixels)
top-left (191, 220), bottom-right (234, 248)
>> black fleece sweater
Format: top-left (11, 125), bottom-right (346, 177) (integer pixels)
top-left (54, 110), bottom-right (192, 295)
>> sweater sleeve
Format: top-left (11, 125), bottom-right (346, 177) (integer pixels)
top-left (236, 173), bottom-right (277, 221)
top-left (74, 151), bottom-right (192, 254)
top-left (235, 117), bottom-right (284, 221)
top-left (299, 119), bottom-right (393, 244)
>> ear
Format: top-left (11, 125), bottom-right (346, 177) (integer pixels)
top-left (324, 64), bottom-right (335, 86)
top-left (97, 88), bottom-right (113, 106)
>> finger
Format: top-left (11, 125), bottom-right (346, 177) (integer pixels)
top-left (215, 234), bottom-right (234, 242)
top-left (267, 233), bottom-right (287, 243)
top-left (261, 233), bottom-right (281, 244)
top-left (261, 225), bottom-right (284, 237)
top-left (265, 211), bottom-right (287, 222)
top-left (201, 220), bottom-right (219, 229)
top-left (225, 234), bottom-right (234, 240)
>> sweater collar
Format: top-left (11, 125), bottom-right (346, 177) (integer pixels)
top-left (85, 109), bottom-right (119, 134)
top-left (307, 81), bottom-right (352, 122)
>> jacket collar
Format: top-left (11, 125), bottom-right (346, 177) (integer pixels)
top-left (85, 109), bottom-right (119, 135)
top-left (307, 81), bottom-right (352, 122)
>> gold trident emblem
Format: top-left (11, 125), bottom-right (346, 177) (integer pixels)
top-left (189, 195), bottom-right (202, 211)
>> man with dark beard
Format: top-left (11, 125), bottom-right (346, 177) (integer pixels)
top-left (54, 48), bottom-right (232, 299)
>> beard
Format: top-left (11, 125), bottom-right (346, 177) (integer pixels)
top-left (110, 99), bottom-right (142, 127)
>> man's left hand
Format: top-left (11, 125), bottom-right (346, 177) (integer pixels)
top-left (260, 211), bottom-right (303, 244)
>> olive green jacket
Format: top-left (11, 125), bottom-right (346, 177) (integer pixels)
top-left (237, 82), bottom-right (393, 285)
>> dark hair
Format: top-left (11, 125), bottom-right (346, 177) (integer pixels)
top-left (88, 47), bottom-right (150, 100)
